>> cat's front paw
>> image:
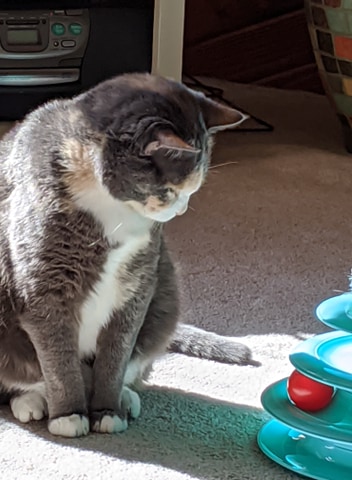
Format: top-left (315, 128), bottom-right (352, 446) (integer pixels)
top-left (10, 391), bottom-right (47, 423)
top-left (48, 413), bottom-right (89, 437)
top-left (90, 410), bottom-right (128, 434)
top-left (89, 388), bottom-right (140, 433)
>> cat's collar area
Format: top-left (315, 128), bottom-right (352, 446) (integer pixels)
top-left (72, 181), bottom-right (154, 246)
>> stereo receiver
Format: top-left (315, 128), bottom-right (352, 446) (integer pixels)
top-left (0, 1), bottom-right (154, 119)
top-left (0, 9), bottom-right (90, 86)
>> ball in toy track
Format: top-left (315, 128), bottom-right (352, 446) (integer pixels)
top-left (287, 370), bottom-right (335, 412)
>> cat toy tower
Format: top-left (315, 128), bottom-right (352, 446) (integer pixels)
top-left (257, 291), bottom-right (352, 480)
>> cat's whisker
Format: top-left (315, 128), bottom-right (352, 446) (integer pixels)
top-left (88, 222), bottom-right (123, 247)
top-left (188, 205), bottom-right (195, 212)
top-left (209, 161), bottom-right (238, 169)
top-left (106, 128), bottom-right (118, 139)
top-left (110, 222), bottom-right (123, 235)
top-left (88, 239), bottom-right (100, 247)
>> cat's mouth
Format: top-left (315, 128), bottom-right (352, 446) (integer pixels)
top-left (126, 196), bottom-right (190, 223)
top-left (143, 202), bottom-right (189, 223)
top-left (125, 171), bottom-right (204, 223)
top-left (148, 190), bottom-right (192, 222)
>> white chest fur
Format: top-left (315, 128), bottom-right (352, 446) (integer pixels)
top-left (78, 233), bottom-right (150, 357)
top-left (73, 177), bottom-right (154, 357)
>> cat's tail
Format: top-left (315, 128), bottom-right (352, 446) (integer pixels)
top-left (168, 323), bottom-right (260, 366)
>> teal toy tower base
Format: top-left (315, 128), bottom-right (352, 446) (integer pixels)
top-left (258, 293), bottom-right (352, 480)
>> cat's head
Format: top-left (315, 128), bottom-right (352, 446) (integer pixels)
top-left (79, 73), bottom-right (247, 223)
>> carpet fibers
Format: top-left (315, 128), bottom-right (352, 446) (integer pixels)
top-left (0, 79), bottom-right (351, 479)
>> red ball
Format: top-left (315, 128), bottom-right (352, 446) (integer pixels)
top-left (287, 370), bottom-right (335, 412)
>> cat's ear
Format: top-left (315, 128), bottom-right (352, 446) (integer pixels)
top-left (145, 131), bottom-right (201, 173)
top-left (145, 131), bottom-right (198, 154)
top-left (199, 96), bottom-right (249, 133)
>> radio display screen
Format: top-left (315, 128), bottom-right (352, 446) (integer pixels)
top-left (7, 29), bottom-right (39, 45)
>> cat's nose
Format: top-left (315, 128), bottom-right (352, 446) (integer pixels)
top-left (175, 194), bottom-right (190, 216)
top-left (176, 204), bottom-right (188, 216)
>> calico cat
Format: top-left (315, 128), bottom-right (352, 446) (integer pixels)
top-left (0, 73), bottom-right (252, 438)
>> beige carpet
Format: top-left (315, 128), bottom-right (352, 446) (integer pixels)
top-left (1, 79), bottom-right (351, 480)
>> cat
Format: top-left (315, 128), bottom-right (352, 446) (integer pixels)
top-left (0, 72), bottom-right (253, 438)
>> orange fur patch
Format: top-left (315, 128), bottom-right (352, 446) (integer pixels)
top-left (144, 195), bottom-right (164, 211)
top-left (61, 139), bottom-right (98, 198)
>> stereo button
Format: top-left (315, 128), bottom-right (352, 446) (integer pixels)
top-left (61, 40), bottom-right (76, 48)
top-left (51, 23), bottom-right (65, 36)
top-left (69, 23), bottom-right (82, 35)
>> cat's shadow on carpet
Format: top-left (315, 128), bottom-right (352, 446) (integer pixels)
top-left (0, 386), bottom-right (280, 479)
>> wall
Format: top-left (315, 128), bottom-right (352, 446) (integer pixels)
top-left (183, 0), bottom-right (323, 93)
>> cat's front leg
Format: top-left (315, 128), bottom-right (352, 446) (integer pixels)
top-left (90, 304), bottom-right (149, 434)
top-left (20, 308), bottom-right (89, 438)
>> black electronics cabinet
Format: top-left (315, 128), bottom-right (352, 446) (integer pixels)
top-left (0, 1), bottom-right (154, 119)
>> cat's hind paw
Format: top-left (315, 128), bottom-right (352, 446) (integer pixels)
top-left (122, 386), bottom-right (141, 420)
top-left (90, 410), bottom-right (128, 434)
top-left (48, 413), bottom-right (89, 437)
top-left (10, 391), bottom-right (47, 423)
